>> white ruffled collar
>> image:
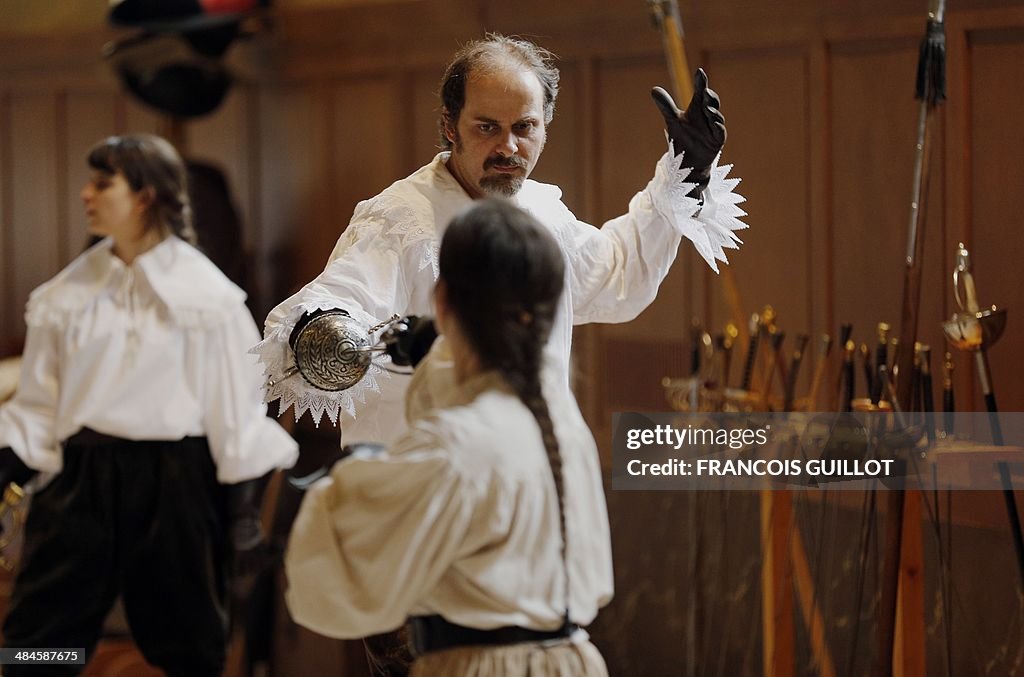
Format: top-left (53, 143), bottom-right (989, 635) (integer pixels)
top-left (25, 236), bottom-right (244, 330)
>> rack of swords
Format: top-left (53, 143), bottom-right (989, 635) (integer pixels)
top-left (663, 241), bottom-right (1011, 446)
top-left (660, 308), bottom-right (933, 418)
top-left (664, 308), bottom-right (947, 423)
top-left (659, 240), bottom-right (1024, 676)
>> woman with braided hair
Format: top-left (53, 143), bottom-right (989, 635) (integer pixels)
top-left (285, 198), bottom-right (613, 675)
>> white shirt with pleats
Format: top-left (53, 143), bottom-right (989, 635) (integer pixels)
top-left (0, 236), bottom-right (298, 483)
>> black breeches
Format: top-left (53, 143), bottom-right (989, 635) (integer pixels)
top-left (2, 433), bottom-right (228, 677)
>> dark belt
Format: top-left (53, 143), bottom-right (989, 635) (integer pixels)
top-left (63, 427), bottom-right (205, 449)
top-left (408, 615), bottom-right (579, 656)
top-left (63, 428), bottom-right (127, 447)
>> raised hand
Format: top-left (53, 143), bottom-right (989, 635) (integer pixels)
top-left (651, 68), bottom-right (727, 199)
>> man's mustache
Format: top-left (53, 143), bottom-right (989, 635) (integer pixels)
top-left (484, 155), bottom-right (527, 171)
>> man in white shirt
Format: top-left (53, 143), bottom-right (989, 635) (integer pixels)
top-left (253, 35), bottom-right (746, 439)
top-left (253, 33), bottom-right (747, 676)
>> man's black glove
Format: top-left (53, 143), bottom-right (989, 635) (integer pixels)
top-left (0, 447), bottom-right (36, 537)
top-left (224, 474), bottom-right (272, 583)
top-left (651, 68), bottom-right (727, 200)
top-left (382, 316), bottom-right (437, 368)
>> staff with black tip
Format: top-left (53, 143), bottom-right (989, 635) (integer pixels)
top-left (878, 0), bottom-right (947, 674)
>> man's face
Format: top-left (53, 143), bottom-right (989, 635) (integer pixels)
top-left (445, 66), bottom-right (547, 199)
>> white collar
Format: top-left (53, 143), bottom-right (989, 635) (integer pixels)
top-left (26, 236), bottom-right (245, 330)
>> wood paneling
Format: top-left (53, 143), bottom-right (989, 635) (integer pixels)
top-left (830, 36), bottom-right (947, 384)
top-left (64, 91), bottom-right (117, 264)
top-left (331, 77), bottom-right (404, 252)
top-left (254, 83), bottom-right (319, 316)
top-left (9, 93), bottom-right (60, 339)
top-left (597, 55), bottom-right (684, 344)
top-left (530, 60), bottom-right (584, 218)
top-left (707, 47), bottom-right (811, 342)
top-left (0, 93), bottom-right (10, 351)
top-left (969, 30), bottom-right (1024, 413)
top-left (190, 87), bottom-right (258, 251)
top-left (121, 94), bottom-right (161, 135)
top-left (410, 67), bottom-right (445, 172)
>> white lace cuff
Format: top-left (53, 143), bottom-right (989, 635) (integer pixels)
top-left (648, 141), bottom-right (748, 273)
top-left (249, 294), bottom-right (390, 427)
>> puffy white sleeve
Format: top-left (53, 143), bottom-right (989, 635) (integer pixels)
top-left (200, 304), bottom-right (299, 483)
top-left (251, 203), bottom-right (422, 426)
top-left (566, 141), bottom-right (747, 325)
top-left (0, 322), bottom-right (62, 472)
top-left (284, 428), bottom-right (476, 639)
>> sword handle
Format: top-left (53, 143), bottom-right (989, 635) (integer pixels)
top-left (0, 481), bottom-right (27, 572)
top-left (859, 343), bottom-right (873, 399)
top-left (841, 340), bottom-right (856, 412)
top-left (834, 324), bottom-right (853, 410)
top-left (942, 351), bottom-right (955, 436)
top-left (740, 314), bottom-right (761, 392)
top-left (805, 333), bottom-right (832, 412)
top-left (920, 346), bottom-right (936, 444)
top-left (783, 334), bottom-right (809, 412)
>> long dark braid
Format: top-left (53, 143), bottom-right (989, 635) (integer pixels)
top-left (439, 198), bottom-right (571, 621)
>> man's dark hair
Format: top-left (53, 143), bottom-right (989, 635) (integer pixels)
top-left (438, 34), bottom-right (560, 149)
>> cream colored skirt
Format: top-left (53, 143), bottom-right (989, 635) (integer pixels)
top-left (410, 637), bottom-right (608, 676)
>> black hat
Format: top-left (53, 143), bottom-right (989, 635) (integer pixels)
top-left (109, 0), bottom-right (265, 32)
top-left (106, 31), bottom-right (233, 119)
top-left (105, 0), bottom-right (270, 118)
top-left (118, 60), bottom-right (232, 119)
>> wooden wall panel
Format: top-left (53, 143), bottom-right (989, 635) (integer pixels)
top-left (256, 84), bottom-right (319, 318)
top-left (331, 78), bottom-right (403, 254)
top-left (64, 91), bottom-right (117, 264)
top-left (597, 55), bottom-right (685, 342)
top-left (706, 48), bottom-right (812, 359)
top-left (969, 30), bottom-right (1024, 413)
top-left (189, 87), bottom-right (257, 254)
top-left (0, 94), bottom-right (10, 351)
top-left (591, 55), bottom-right (691, 436)
top-left (9, 93), bottom-right (60, 339)
top-left (120, 94), bottom-right (161, 135)
top-left (830, 37), bottom-right (947, 395)
top-left (410, 67), bottom-right (445, 172)
top-left (530, 60), bottom-right (584, 217)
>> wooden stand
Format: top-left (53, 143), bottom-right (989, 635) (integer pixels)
top-left (760, 439), bottom-right (1024, 677)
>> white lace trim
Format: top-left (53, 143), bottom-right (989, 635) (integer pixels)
top-left (252, 192), bottom-right (442, 427)
top-left (343, 197), bottom-right (439, 278)
top-left (249, 295), bottom-right (392, 427)
top-left (648, 141), bottom-right (748, 274)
